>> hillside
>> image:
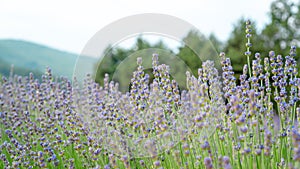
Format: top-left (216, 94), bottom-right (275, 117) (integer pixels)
top-left (0, 39), bottom-right (96, 79)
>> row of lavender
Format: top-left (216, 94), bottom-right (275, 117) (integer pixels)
top-left (0, 21), bottom-right (300, 168)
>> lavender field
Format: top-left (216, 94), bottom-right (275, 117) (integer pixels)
top-left (1, 21), bottom-right (300, 169)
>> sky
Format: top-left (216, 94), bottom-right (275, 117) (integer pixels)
top-left (0, 0), bottom-right (276, 54)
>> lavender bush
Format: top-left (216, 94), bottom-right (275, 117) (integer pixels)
top-left (1, 21), bottom-right (300, 169)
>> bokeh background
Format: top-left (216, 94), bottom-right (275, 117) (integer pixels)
top-left (0, 0), bottom-right (299, 91)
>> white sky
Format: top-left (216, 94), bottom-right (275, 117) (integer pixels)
top-left (0, 0), bottom-right (276, 54)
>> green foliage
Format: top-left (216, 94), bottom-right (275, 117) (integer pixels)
top-left (95, 32), bottom-right (222, 91)
top-left (177, 30), bottom-right (205, 76)
top-left (261, 0), bottom-right (300, 54)
top-left (95, 37), bottom-right (174, 91)
top-left (224, 0), bottom-right (300, 78)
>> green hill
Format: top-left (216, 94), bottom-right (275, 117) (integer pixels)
top-left (0, 39), bottom-right (96, 79)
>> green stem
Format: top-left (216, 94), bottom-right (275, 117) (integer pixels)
top-left (247, 55), bottom-right (252, 79)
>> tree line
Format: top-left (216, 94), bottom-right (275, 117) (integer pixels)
top-left (95, 0), bottom-right (300, 91)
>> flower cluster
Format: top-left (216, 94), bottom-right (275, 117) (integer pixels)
top-left (0, 21), bottom-right (300, 169)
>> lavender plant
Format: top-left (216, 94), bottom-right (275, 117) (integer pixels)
top-left (0, 20), bottom-right (300, 169)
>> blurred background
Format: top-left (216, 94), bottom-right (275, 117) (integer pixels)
top-left (0, 0), bottom-right (299, 91)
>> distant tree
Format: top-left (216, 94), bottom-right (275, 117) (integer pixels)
top-left (95, 37), bottom-right (172, 90)
top-left (261, 0), bottom-right (300, 56)
top-left (95, 31), bottom-right (222, 91)
top-left (177, 30), bottom-right (222, 76)
top-left (208, 33), bottom-right (223, 52)
top-left (224, 0), bottom-right (300, 77)
top-left (177, 31), bottom-right (202, 76)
